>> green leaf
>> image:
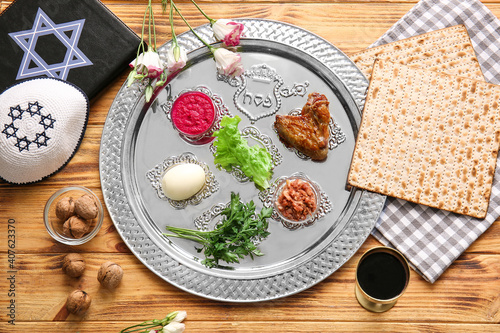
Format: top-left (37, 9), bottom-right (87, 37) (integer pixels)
top-left (145, 84), bottom-right (154, 102)
top-left (212, 116), bottom-right (273, 189)
top-left (173, 44), bottom-right (181, 62)
top-left (127, 69), bottom-right (137, 87)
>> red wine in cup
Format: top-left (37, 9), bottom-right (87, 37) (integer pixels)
top-left (357, 251), bottom-right (407, 300)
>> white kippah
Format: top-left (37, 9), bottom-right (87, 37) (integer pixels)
top-left (0, 78), bottom-right (89, 184)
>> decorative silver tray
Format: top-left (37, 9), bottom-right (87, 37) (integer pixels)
top-left (99, 19), bottom-right (386, 302)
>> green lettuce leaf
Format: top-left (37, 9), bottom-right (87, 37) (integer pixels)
top-left (212, 116), bottom-right (272, 189)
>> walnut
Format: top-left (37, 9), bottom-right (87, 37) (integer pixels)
top-left (62, 253), bottom-right (85, 278)
top-left (66, 290), bottom-right (91, 316)
top-left (75, 194), bottom-right (98, 220)
top-left (63, 216), bottom-right (90, 239)
top-left (55, 197), bottom-right (75, 220)
top-left (97, 261), bottom-right (123, 289)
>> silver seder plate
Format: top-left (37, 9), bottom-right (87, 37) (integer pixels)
top-left (99, 19), bottom-right (386, 302)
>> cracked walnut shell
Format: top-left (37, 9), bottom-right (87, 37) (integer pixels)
top-left (97, 261), bottom-right (123, 289)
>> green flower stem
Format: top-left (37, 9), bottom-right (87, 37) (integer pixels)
top-left (120, 311), bottom-right (179, 333)
top-left (169, 0), bottom-right (178, 46)
top-left (168, 0), bottom-right (182, 62)
top-left (148, 3), bottom-right (152, 49)
top-left (137, 0), bottom-right (157, 64)
top-left (161, 0), bottom-right (168, 12)
top-left (137, 1), bottom-right (150, 60)
top-left (150, 3), bottom-right (157, 50)
top-left (171, 0), bottom-right (214, 51)
top-left (120, 320), bottom-right (159, 333)
top-left (145, 0), bottom-right (157, 51)
top-left (190, 0), bottom-right (215, 24)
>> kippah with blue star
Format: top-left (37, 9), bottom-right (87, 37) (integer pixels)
top-left (0, 77), bottom-right (88, 184)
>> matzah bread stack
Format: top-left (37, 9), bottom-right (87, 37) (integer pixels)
top-left (350, 25), bottom-right (484, 81)
top-left (347, 59), bottom-right (500, 218)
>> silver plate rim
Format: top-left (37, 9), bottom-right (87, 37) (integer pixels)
top-left (99, 18), bottom-right (386, 302)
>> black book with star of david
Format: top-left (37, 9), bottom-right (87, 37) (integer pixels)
top-left (0, 0), bottom-right (141, 99)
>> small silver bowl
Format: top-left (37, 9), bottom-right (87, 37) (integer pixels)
top-left (170, 91), bottom-right (217, 144)
top-left (273, 173), bottom-right (320, 225)
top-left (44, 186), bottom-right (103, 245)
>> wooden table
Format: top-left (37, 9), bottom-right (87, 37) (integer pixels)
top-left (1, 0), bottom-right (499, 332)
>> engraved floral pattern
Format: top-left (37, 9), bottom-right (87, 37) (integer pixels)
top-left (146, 152), bottom-right (219, 209)
top-left (209, 125), bottom-right (283, 184)
top-left (259, 172), bottom-right (332, 230)
top-left (162, 86), bottom-right (231, 144)
top-left (276, 109), bottom-right (346, 160)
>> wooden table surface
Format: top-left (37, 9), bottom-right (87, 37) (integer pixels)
top-left (1, 0), bottom-right (500, 332)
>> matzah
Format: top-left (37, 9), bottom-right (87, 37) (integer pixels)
top-left (350, 25), bottom-right (484, 82)
top-left (348, 60), bottom-right (500, 219)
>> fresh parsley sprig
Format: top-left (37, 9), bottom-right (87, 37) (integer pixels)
top-left (164, 193), bottom-right (272, 268)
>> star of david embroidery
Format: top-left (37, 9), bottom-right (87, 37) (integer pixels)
top-left (14, 136), bottom-right (31, 152)
top-left (2, 123), bottom-right (19, 139)
top-left (2, 101), bottom-right (55, 152)
top-left (8, 7), bottom-right (92, 81)
top-left (8, 105), bottom-right (24, 121)
top-left (40, 113), bottom-right (56, 130)
top-left (33, 131), bottom-right (50, 148)
top-left (27, 102), bottom-right (43, 116)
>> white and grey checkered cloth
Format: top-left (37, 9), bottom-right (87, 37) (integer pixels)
top-left (368, 0), bottom-right (500, 283)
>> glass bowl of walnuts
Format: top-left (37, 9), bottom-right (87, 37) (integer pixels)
top-left (44, 186), bottom-right (104, 245)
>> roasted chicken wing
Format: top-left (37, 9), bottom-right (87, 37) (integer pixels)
top-left (274, 93), bottom-right (330, 160)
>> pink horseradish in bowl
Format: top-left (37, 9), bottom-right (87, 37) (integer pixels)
top-left (171, 91), bottom-right (216, 142)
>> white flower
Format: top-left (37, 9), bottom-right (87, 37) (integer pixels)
top-left (212, 19), bottom-right (244, 46)
top-left (130, 49), bottom-right (163, 79)
top-left (162, 322), bottom-right (185, 333)
top-left (166, 44), bottom-right (188, 73)
top-left (213, 48), bottom-right (244, 77)
top-left (171, 311), bottom-right (187, 323)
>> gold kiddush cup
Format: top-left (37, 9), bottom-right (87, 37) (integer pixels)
top-left (355, 247), bottom-right (410, 312)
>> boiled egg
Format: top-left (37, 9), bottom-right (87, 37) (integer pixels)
top-left (161, 163), bottom-right (206, 200)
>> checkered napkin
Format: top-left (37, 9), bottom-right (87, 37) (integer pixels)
top-left (367, 0), bottom-right (500, 283)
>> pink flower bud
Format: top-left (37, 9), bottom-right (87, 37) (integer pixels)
top-left (212, 19), bottom-right (244, 46)
top-left (162, 322), bottom-right (185, 333)
top-left (171, 311), bottom-right (187, 323)
top-left (166, 44), bottom-right (188, 73)
top-left (213, 48), bottom-right (244, 77)
top-left (130, 50), bottom-right (163, 79)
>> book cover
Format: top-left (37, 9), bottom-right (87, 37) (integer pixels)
top-left (0, 0), bottom-right (141, 99)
